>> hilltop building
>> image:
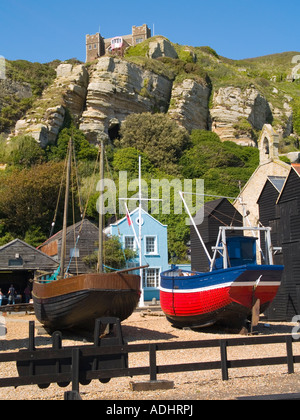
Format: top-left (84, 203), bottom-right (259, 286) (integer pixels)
top-left (86, 24), bottom-right (151, 62)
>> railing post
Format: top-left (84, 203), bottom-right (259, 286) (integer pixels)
top-left (286, 336), bottom-right (294, 374)
top-left (149, 344), bottom-right (157, 381)
top-left (71, 348), bottom-right (80, 393)
top-left (220, 340), bottom-right (229, 381)
top-left (28, 321), bottom-right (35, 377)
top-left (64, 348), bottom-right (82, 400)
top-left (28, 321), bottom-right (35, 351)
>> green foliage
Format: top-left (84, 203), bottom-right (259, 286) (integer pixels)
top-left (233, 117), bottom-right (258, 141)
top-left (112, 147), bottom-right (155, 177)
top-left (0, 135), bottom-right (45, 167)
top-left (118, 113), bottom-right (190, 174)
top-left (157, 213), bottom-right (190, 263)
top-left (6, 60), bottom-right (57, 97)
top-left (0, 97), bottom-right (34, 132)
top-left (180, 130), bottom-right (259, 197)
top-left (24, 226), bottom-right (47, 248)
top-left (46, 126), bottom-right (98, 161)
top-left (198, 46), bottom-right (220, 59)
top-left (292, 98), bottom-right (300, 136)
top-left (0, 162), bottom-right (65, 238)
top-left (82, 236), bottom-right (137, 272)
top-left (190, 129), bottom-right (221, 145)
top-left (180, 131), bottom-right (243, 178)
top-left (0, 60), bottom-right (58, 132)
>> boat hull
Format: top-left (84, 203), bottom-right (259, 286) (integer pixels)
top-left (160, 265), bottom-right (283, 329)
top-left (33, 273), bottom-right (141, 332)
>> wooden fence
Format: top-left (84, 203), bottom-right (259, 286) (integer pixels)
top-left (0, 318), bottom-right (299, 399)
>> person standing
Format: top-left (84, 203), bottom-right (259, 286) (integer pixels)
top-left (0, 289), bottom-right (3, 306)
top-left (7, 284), bottom-right (16, 305)
top-left (24, 284), bottom-right (31, 304)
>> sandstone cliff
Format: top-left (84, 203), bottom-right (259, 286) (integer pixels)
top-left (8, 40), bottom-right (299, 148)
top-left (13, 63), bottom-right (88, 146)
top-left (79, 57), bottom-right (173, 143)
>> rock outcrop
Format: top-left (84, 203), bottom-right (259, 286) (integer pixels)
top-left (11, 55), bottom-right (296, 148)
top-left (79, 57), bottom-right (173, 143)
top-left (168, 79), bottom-right (211, 132)
top-left (14, 63), bottom-right (88, 146)
top-left (210, 87), bottom-right (273, 146)
top-left (0, 79), bottom-right (32, 108)
top-left (148, 38), bottom-right (178, 60)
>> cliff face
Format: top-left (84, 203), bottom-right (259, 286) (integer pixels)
top-left (168, 79), bottom-right (211, 132)
top-left (14, 64), bottom-right (88, 146)
top-left (9, 43), bottom-right (297, 147)
top-left (79, 57), bottom-right (173, 143)
top-left (210, 86), bottom-right (293, 146)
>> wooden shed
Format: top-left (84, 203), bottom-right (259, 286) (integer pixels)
top-left (0, 239), bottom-right (58, 303)
top-left (190, 198), bottom-right (243, 272)
top-left (38, 219), bottom-right (99, 275)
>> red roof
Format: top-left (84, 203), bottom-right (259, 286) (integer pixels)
top-left (292, 163), bottom-right (300, 176)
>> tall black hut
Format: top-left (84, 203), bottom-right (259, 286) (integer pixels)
top-left (190, 198), bottom-right (243, 272)
top-left (258, 165), bottom-right (300, 321)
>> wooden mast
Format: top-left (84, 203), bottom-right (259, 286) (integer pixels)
top-left (60, 139), bottom-right (72, 278)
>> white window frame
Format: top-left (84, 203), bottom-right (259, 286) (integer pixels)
top-left (145, 236), bottom-right (158, 255)
top-left (143, 267), bottom-right (160, 289)
top-left (124, 236), bottom-right (136, 251)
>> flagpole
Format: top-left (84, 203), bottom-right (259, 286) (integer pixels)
top-left (119, 156), bottom-right (162, 308)
top-left (138, 155), bottom-right (144, 307)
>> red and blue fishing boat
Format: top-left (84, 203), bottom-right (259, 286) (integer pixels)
top-left (160, 194), bottom-right (283, 330)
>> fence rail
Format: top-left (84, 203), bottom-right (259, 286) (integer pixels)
top-left (0, 319), bottom-right (299, 399)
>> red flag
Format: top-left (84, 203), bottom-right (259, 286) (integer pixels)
top-left (126, 210), bottom-right (132, 226)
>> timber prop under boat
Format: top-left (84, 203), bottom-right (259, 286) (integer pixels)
top-left (160, 193), bottom-right (284, 330)
top-left (33, 139), bottom-right (143, 333)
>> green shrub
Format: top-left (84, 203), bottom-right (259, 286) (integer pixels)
top-left (0, 135), bottom-right (45, 167)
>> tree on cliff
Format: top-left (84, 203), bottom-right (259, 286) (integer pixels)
top-left (117, 113), bottom-right (190, 174)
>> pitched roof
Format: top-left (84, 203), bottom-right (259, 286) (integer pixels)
top-left (37, 219), bottom-right (98, 248)
top-left (110, 207), bottom-right (167, 228)
top-left (292, 163), bottom-right (300, 176)
top-left (0, 238), bottom-right (59, 269)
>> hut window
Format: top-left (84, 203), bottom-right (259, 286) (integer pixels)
top-left (8, 258), bottom-right (23, 267)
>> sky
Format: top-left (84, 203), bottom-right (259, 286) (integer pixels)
top-left (0, 0), bottom-right (299, 63)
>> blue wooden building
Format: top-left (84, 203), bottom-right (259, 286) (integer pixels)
top-left (107, 208), bottom-right (168, 301)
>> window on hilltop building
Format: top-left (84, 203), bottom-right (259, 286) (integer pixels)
top-left (94, 44), bottom-right (97, 49)
top-left (89, 45), bottom-right (92, 50)
top-left (143, 268), bottom-right (160, 288)
top-left (135, 38), bottom-right (143, 44)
